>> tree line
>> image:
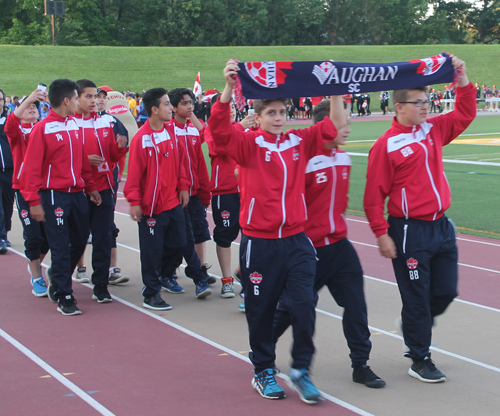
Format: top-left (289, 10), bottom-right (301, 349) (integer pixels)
top-left (1, 0), bottom-right (498, 47)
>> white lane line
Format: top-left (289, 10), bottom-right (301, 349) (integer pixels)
top-left (349, 152), bottom-right (500, 166)
top-left (0, 328), bottom-right (115, 416)
top-left (316, 308), bottom-right (500, 374)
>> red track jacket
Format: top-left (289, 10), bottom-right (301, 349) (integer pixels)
top-left (364, 82), bottom-right (476, 237)
top-left (21, 109), bottom-right (96, 207)
top-left (209, 99), bottom-right (337, 239)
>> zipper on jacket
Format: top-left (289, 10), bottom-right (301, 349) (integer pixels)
top-left (245, 239), bottom-right (252, 268)
top-left (401, 187), bottom-right (409, 219)
top-left (247, 197), bottom-right (255, 225)
top-left (276, 136), bottom-right (287, 238)
top-left (329, 164), bottom-right (337, 234)
top-left (183, 125), bottom-right (194, 195)
top-left (150, 135), bottom-right (160, 217)
top-left (46, 165), bottom-right (52, 188)
top-left (403, 223), bottom-right (408, 254)
top-left (302, 193), bottom-right (308, 220)
top-left (67, 130), bottom-right (76, 186)
top-left (417, 142), bottom-right (442, 219)
top-left (17, 162), bottom-right (24, 179)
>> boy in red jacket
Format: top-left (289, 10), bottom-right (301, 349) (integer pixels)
top-left (364, 55), bottom-right (475, 383)
top-left (273, 98), bottom-right (386, 389)
top-left (4, 88), bottom-right (49, 297)
top-left (21, 79), bottom-right (102, 316)
top-left (124, 88), bottom-right (190, 311)
top-left (209, 61), bottom-right (339, 404)
top-left (73, 79), bottom-right (128, 303)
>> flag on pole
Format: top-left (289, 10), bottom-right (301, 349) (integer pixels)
top-left (193, 72), bottom-right (202, 97)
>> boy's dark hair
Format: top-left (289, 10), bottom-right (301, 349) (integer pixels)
top-left (393, 87), bottom-right (427, 105)
top-left (253, 99), bottom-right (287, 115)
top-left (312, 99), bottom-right (347, 124)
top-left (210, 93), bottom-right (221, 105)
top-left (76, 79), bottom-right (97, 96)
top-left (168, 88), bottom-right (195, 108)
top-left (142, 88), bottom-right (168, 117)
top-left (48, 79), bottom-right (79, 108)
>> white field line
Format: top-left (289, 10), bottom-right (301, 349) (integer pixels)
top-left (0, 328), bottom-right (116, 416)
top-left (349, 152), bottom-right (500, 166)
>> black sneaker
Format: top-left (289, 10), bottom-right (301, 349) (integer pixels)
top-left (353, 365), bottom-right (386, 388)
top-left (57, 295), bottom-right (82, 316)
top-left (409, 356), bottom-right (446, 383)
top-left (92, 284), bottom-right (113, 303)
top-left (143, 292), bottom-right (172, 311)
top-left (46, 267), bottom-right (58, 303)
top-left (201, 264), bottom-right (217, 285)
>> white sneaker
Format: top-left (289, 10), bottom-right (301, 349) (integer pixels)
top-left (73, 266), bottom-right (90, 283)
top-left (221, 277), bottom-right (235, 298)
top-left (108, 267), bottom-right (130, 285)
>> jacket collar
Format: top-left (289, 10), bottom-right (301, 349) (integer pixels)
top-left (390, 116), bottom-right (424, 136)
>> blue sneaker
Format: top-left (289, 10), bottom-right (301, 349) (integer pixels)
top-left (0, 239), bottom-right (7, 254)
top-left (31, 276), bottom-right (48, 297)
top-left (195, 280), bottom-right (213, 299)
top-left (288, 368), bottom-right (320, 404)
top-left (252, 368), bottom-right (285, 400)
top-left (160, 277), bottom-right (185, 294)
top-left (238, 301), bottom-right (245, 312)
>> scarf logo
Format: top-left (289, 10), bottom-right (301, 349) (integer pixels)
top-left (409, 54), bottom-right (446, 76)
top-left (312, 62), bottom-right (335, 85)
top-left (245, 61), bottom-right (292, 89)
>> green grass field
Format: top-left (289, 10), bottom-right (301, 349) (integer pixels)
top-left (1, 44), bottom-right (499, 96)
top-left (202, 114), bottom-right (500, 239)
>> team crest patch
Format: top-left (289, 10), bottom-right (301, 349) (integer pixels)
top-left (407, 258), bottom-right (418, 270)
top-left (192, 138), bottom-right (197, 146)
top-left (221, 210), bottom-right (230, 220)
top-left (249, 272), bottom-right (263, 284)
top-left (293, 149), bottom-right (300, 161)
top-left (21, 210), bottom-right (29, 219)
top-left (54, 207), bottom-right (64, 217)
top-left (147, 218), bottom-right (156, 227)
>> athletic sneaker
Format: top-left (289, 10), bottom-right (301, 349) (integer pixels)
top-left (160, 276), bottom-right (185, 294)
top-left (238, 301), bottom-right (245, 312)
top-left (4, 239), bottom-right (11, 247)
top-left (409, 356), bottom-right (446, 383)
top-left (288, 368), bottom-right (320, 404)
top-left (46, 267), bottom-right (58, 303)
top-left (108, 267), bottom-right (130, 285)
top-left (92, 284), bottom-right (113, 303)
top-left (201, 264), bottom-right (217, 285)
top-left (143, 292), bottom-right (172, 311)
top-left (221, 277), bottom-right (235, 298)
top-left (252, 368), bottom-right (286, 400)
top-left (57, 295), bottom-right (82, 316)
top-left (352, 365), bottom-right (386, 388)
top-left (73, 266), bottom-right (90, 283)
top-left (195, 280), bottom-right (213, 299)
top-left (28, 264), bottom-right (48, 297)
top-left (31, 276), bottom-right (48, 297)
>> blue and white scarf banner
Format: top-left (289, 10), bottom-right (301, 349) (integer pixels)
top-left (234, 53), bottom-right (455, 104)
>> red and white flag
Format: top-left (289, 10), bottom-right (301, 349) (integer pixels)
top-left (193, 72), bottom-right (202, 97)
top-left (202, 89), bottom-right (218, 102)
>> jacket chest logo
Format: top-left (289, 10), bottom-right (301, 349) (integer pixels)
top-left (293, 149), bottom-right (300, 161)
top-left (342, 167), bottom-right (348, 180)
top-left (56, 133), bottom-right (63, 141)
